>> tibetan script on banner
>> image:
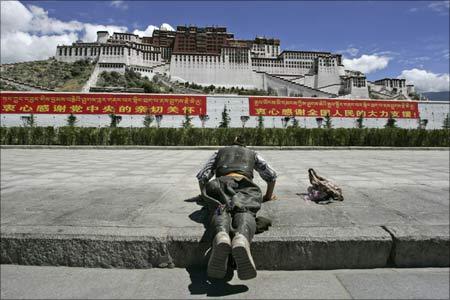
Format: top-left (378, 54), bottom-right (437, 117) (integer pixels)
top-left (249, 97), bottom-right (419, 119)
top-left (0, 92), bottom-right (207, 115)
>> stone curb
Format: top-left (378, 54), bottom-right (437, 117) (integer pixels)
top-left (1, 145), bottom-right (448, 150)
top-left (383, 225), bottom-right (450, 268)
top-left (2, 225), bottom-right (447, 270)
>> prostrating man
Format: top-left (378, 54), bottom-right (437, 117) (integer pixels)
top-left (196, 136), bottom-right (277, 280)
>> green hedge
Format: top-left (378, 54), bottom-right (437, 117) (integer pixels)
top-left (0, 127), bottom-right (449, 147)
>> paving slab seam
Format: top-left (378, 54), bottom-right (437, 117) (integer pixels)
top-left (1, 145), bottom-right (449, 150)
top-left (381, 225), bottom-right (397, 267)
top-left (381, 225), bottom-right (450, 268)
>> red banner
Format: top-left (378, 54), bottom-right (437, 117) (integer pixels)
top-left (249, 97), bottom-right (419, 119)
top-left (0, 92), bottom-right (207, 115)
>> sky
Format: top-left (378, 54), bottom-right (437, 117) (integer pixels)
top-left (1, 0), bottom-right (449, 92)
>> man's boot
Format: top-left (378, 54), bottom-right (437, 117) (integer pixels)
top-left (207, 231), bottom-right (231, 279)
top-left (231, 233), bottom-right (257, 280)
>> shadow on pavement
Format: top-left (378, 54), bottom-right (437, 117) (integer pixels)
top-left (296, 192), bottom-right (335, 205)
top-left (186, 265), bottom-right (248, 297)
top-left (185, 195), bottom-right (215, 243)
top-left (185, 195), bottom-right (248, 296)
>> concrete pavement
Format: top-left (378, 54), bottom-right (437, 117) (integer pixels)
top-left (1, 149), bottom-right (449, 269)
top-left (1, 265), bottom-right (449, 299)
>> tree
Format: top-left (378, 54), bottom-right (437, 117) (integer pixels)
top-left (199, 114), bottom-right (210, 128)
top-left (257, 115), bottom-right (264, 129)
top-left (143, 113), bottom-right (154, 128)
top-left (66, 114), bottom-right (77, 126)
top-left (267, 87), bottom-right (276, 96)
top-left (324, 114), bottom-right (333, 128)
top-left (155, 115), bottom-right (163, 128)
top-left (21, 114), bottom-right (35, 127)
top-left (219, 105), bottom-right (231, 128)
top-left (356, 116), bottom-right (364, 129)
top-left (240, 116), bottom-right (250, 128)
top-left (418, 118), bottom-right (428, 129)
top-left (443, 114), bottom-right (450, 129)
top-left (315, 117), bottom-right (324, 128)
top-left (282, 116), bottom-right (291, 128)
top-left (182, 113), bottom-right (193, 128)
top-left (385, 113), bottom-right (397, 128)
top-left (109, 114), bottom-right (122, 127)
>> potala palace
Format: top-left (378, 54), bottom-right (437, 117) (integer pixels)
top-left (55, 25), bottom-right (416, 100)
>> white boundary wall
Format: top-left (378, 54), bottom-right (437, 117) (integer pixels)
top-left (1, 94), bottom-right (448, 129)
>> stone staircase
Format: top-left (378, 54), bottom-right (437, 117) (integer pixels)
top-left (0, 76), bottom-right (54, 92)
top-left (260, 72), bottom-right (337, 97)
top-left (153, 73), bottom-right (203, 94)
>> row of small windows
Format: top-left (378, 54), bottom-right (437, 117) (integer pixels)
top-left (59, 47), bottom-right (100, 56)
top-left (176, 64), bottom-right (248, 69)
top-left (173, 55), bottom-right (251, 65)
top-left (138, 52), bottom-right (159, 60)
top-left (102, 47), bottom-right (125, 55)
top-left (222, 48), bottom-right (249, 55)
top-left (284, 52), bottom-right (325, 59)
top-left (113, 34), bottom-right (136, 41)
top-left (228, 55), bottom-right (249, 64)
top-left (99, 63), bottom-right (125, 68)
top-left (252, 44), bottom-right (279, 52)
top-left (379, 80), bottom-right (406, 88)
top-left (349, 78), bottom-right (366, 88)
top-left (319, 59), bottom-right (337, 67)
top-left (59, 46), bottom-right (160, 61)
top-left (174, 55), bottom-right (221, 63)
top-left (252, 60), bottom-right (313, 69)
top-left (133, 44), bottom-right (153, 51)
top-left (132, 67), bottom-right (153, 73)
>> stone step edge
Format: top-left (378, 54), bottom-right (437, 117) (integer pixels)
top-left (1, 145), bottom-right (448, 150)
top-left (1, 225), bottom-right (448, 270)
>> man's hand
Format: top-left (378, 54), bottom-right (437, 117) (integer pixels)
top-left (263, 180), bottom-right (276, 202)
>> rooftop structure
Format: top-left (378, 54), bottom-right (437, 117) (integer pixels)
top-left (55, 25), bottom-right (414, 99)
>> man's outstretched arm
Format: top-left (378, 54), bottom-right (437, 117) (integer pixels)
top-left (254, 153), bottom-right (278, 202)
top-left (196, 151), bottom-right (218, 192)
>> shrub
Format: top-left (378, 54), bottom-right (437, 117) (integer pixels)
top-left (0, 127), bottom-right (448, 147)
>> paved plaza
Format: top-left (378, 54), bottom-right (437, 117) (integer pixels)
top-left (1, 265), bottom-right (449, 299)
top-left (1, 148), bottom-right (449, 271)
top-left (1, 149), bottom-right (449, 230)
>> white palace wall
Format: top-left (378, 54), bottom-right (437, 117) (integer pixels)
top-left (169, 55), bottom-right (255, 88)
top-left (1, 95), bottom-right (448, 129)
top-left (56, 46), bottom-right (162, 68)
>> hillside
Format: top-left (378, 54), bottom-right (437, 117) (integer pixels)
top-left (0, 59), bottom-right (95, 92)
top-left (95, 70), bottom-right (273, 95)
top-left (0, 81), bottom-right (24, 91)
top-left (96, 69), bottom-right (168, 93)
